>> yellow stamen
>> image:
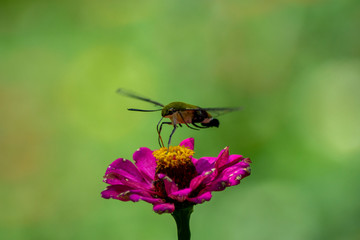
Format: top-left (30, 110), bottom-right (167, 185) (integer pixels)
top-left (152, 146), bottom-right (195, 169)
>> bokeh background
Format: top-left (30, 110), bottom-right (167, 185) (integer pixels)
top-left (1, 0), bottom-right (360, 239)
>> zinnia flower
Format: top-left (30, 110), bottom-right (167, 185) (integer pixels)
top-left (101, 138), bottom-right (251, 214)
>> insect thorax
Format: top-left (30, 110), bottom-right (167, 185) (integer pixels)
top-left (161, 102), bottom-right (198, 117)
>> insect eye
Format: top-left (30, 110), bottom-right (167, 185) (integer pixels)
top-left (168, 108), bottom-right (175, 114)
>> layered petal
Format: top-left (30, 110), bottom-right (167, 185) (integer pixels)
top-left (204, 160), bottom-right (251, 192)
top-left (169, 188), bottom-right (192, 202)
top-left (187, 192), bottom-right (212, 204)
top-left (101, 185), bottom-right (133, 200)
top-left (102, 138), bottom-right (251, 214)
top-left (159, 174), bottom-right (192, 202)
top-left (194, 157), bottom-right (216, 174)
top-left (101, 185), bottom-right (156, 202)
top-left (133, 147), bottom-right (156, 182)
top-left (160, 174), bottom-right (179, 196)
top-left (215, 147), bottom-right (230, 170)
top-left (129, 194), bottom-right (164, 204)
top-left (103, 158), bottom-right (152, 190)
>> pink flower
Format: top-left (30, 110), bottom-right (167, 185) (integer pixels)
top-left (101, 138), bottom-right (251, 214)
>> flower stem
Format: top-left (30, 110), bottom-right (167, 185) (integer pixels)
top-left (171, 205), bottom-right (193, 240)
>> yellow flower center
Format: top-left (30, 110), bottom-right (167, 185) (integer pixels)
top-left (153, 146), bottom-right (195, 169)
top-left (152, 146), bottom-right (197, 197)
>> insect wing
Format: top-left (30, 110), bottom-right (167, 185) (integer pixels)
top-left (184, 107), bottom-right (242, 117)
top-left (117, 88), bottom-right (164, 107)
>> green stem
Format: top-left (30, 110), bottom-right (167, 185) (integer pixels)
top-left (171, 205), bottom-right (193, 240)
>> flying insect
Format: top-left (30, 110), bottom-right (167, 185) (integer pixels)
top-left (117, 88), bottom-right (242, 148)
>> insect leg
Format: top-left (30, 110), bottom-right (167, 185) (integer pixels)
top-left (158, 132), bottom-right (164, 148)
top-left (128, 108), bottom-right (162, 112)
top-left (156, 117), bottom-right (164, 134)
top-left (156, 117), bottom-right (165, 147)
top-left (178, 111), bottom-right (199, 131)
top-left (158, 122), bottom-right (172, 147)
top-left (157, 118), bottom-right (172, 148)
top-left (192, 122), bottom-right (208, 128)
top-left (168, 125), bottom-right (177, 149)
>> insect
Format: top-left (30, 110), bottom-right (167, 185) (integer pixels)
top-left (117, 88), bottom-right (242, 148)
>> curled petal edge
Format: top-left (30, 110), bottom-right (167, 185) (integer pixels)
top-left (153, 203), bottom-right (175, 214)
top-left (188, 192), bottom-right (212, 204)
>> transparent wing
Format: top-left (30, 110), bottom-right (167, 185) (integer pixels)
top-left (184, 107), bottom-right (242, 117)
top-left (117, 88), bottom-right (164, 107)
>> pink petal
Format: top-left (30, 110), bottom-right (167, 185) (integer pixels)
top-left (101, 185), bottom-right (162, 204)
top-left (104, 170), bottom-right (149, 189)
top-left (104, 171), bottom-right (153, 191)
top-left (217, 155), bottom-right (246, 173)
top-left (129, 194), bottom-right (164, 204)
top-left (221, 165), bottom-right (248, 186)
top-left (215, 147), bottom-right (230, 170)
top-left (153, 203), bottom-right (175, 214)
top-left (188, 192), bottom-right (212, 204)
top-left (194, 157), bottom-right (215, 174)
top-left (104, 158), bottom-right (148, 185)
top-left (168, 188), bottom-right (192, 202)
top-left (227, 168), bottom-right (250, 186)
top-left (160, 175), bottom-right (179, 195)
top-left (204, 179), bottom-right (228, 192)
top-left (229, 154), bottom-right (244, 162)
top-left (101, 185), bottom-right (133, 200)
top-left (133, 147), bottom-right (156, 182)
top-left (204, 161), bottom-right (251, 192)
top-left (189, 174), bottom-right (209, 190)
top-left (101, 185), bottom-right (153, 201)
top-left (179, 138), bottom-right (194, 150)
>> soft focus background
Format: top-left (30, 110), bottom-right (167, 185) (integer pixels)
top-left (1, 0), bottom-right (360, 239)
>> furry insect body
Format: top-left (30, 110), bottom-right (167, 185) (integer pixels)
top-left (162, 102), bottom-right (218, 126)
top-left (117, 89), bottom-right (239, 148)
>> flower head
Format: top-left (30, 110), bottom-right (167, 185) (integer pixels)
top-left (101, 138), bottom-right (251, 214)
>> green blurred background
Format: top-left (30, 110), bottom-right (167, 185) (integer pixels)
top-left (1, 0), bottom-right (360, 239)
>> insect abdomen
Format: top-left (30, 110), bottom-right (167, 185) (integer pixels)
top-left (192, 110), bottom-right (210, 123)
top-left (201, 119), bottom-right (219, 127)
